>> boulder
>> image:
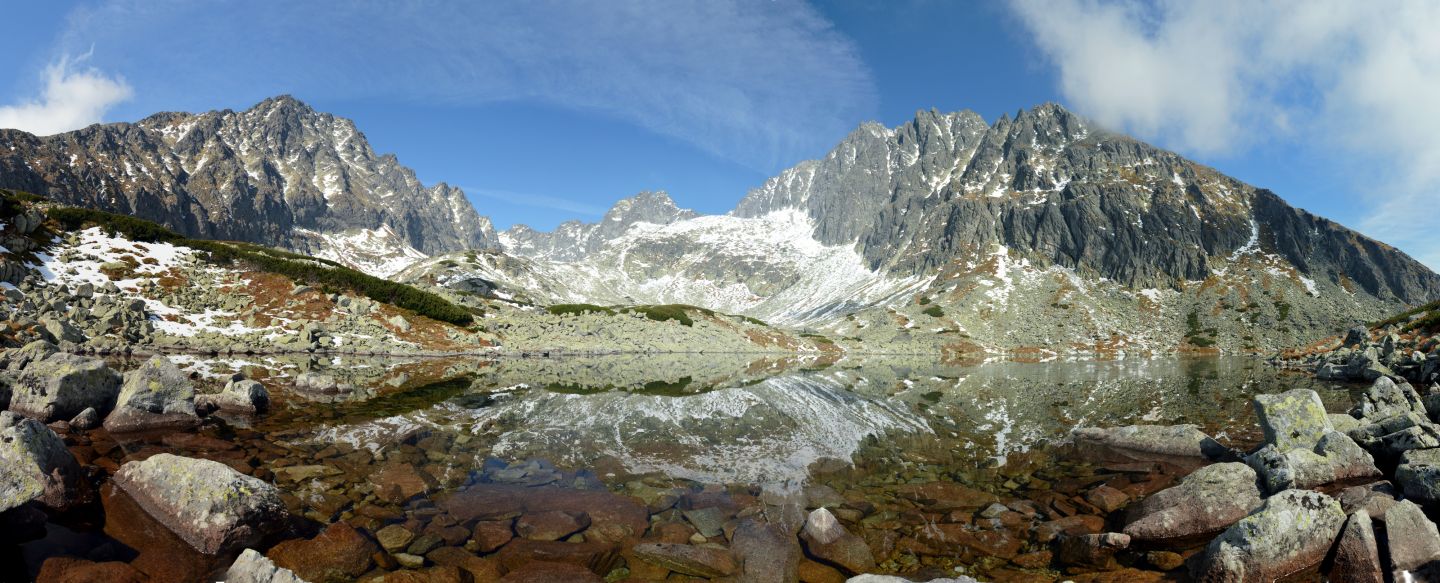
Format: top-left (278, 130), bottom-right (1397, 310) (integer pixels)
top-left (800, 507), bottom-right (876, 574)
top-left (1, 340), bottom-right (59, 372)
top-left (1122, 462), bottom-right (1262, 544)
top-left (1384, 500), bottom-right (1440, 580)
top-left (113, 453), bottom-right (288, 554)
top-left (224, 549), bottom-right (309, 583)
top-left (1193, 490), bottom-right (1345, 582)
top-left (1396, 447), bottom-right (1440, 505)
top-left (1072, 424), bottom-right (1233, 464)
top-left (1350, 377), bottom-right (1426, 420)
top-left (1244, 431), bottom-right (1379, 494)
top-left (499, 561), bottom-right (604, 583)
top-left (1253, 389), bottom-right (1332, 451)
top-left (9, 352), bottom-right (121, 422)
top-left (733, 518), bottom-right (801, 583)
top-left (267, 522), bottom-right (377, 583)
top-left (1331, 509), bottom-right (1383, 583)
top-left (0, 412), bottom-right (87, 512)
top-left (845, 576), bottom-right (979, 583)
top-left (69, 407), bottom-right (99, 430)
top-left (199, 379), bottom-right (271, 415)
top-left (35, 557), bottom-right (146, 583)
top-left (630, 542), bottom-right (739, 578)
top-left (104, 355), bottom-right (200, 433)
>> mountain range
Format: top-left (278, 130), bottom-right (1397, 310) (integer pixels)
top-left (3, 96), bottom-right (1436, 352)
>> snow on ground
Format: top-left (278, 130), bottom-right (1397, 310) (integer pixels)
top-left (298, 225), bottom-right (428, 278)
top-left (36, 227), bottom-right (193, 291)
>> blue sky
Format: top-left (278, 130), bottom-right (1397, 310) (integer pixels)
top-left (2, 1), bottom-right (1437, 267)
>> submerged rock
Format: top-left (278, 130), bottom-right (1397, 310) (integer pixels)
top-left (1253, 389), bottom-right (1332, 451)
top-left (1194, 490), bottom-right (1345, 582)
top-left (800, 507), bottom-right (875, 574)
top-left (1072, 424), bottom-right (1233, 463)
top-left (104, 355), bottom-right (200, 433)
top-left (8, 352), bottom-right (121, 422)
top-left (267, 522), bottom-right (377, 583)
top-left (732, 518), bottom-right (801, 583)
top-left (1122, 462), bottom-right (1262, 544)
top-left (113, 453), bottom-right (288, 554)
top-left (631, 542), bottom-right (739, 578)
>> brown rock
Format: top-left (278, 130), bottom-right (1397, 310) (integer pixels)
top-left (1144, 551), bottom-right (1184, 571)
top-left (893, 481), bottom-right (999, 511)
top-left (99, 484), bottom-right (218, 582)
top-left (1035, 515), bottom-right (1105, 543)
top-left (427, 546), bottom-right (506, 581)
top-left (1384, 500), bottom-right (1440, 581)
top-left (516, 510), bottom-right (591, 541)
top-left (732, 519), bottom-right (801, 583)
top-left (799, 508), bottom-right (875, 574)
top-left (498, 561), bottom-right (603, 583)
top-left (1084, 485), bottom-right (1129, 513)
top-left (1337, 481), bottom-right (1399, 519)
top-left (268, 522), bottom-right (379, 583)
top-left (1012, 550), bottom-right (1053, 569)
top-left (442, 484), bottom-right (648, 544)
top-left (366, 565), bottom-right (474, 583)
top-left (36, 557), bottom-right (145, 583)
top-left (370, 463), bottom-right (438, 503)
top-left (1332, 509), bottom-right (1383, 583)
top-left (472, 519), bottom-right (515, 553)
top-left (630, 542), bottom-right (738, 578)
top-left (797, 559), bottom-right (847, 583)
top-left (1057, 533), bottom-right (1130, 571)
top-left (493, 538), bottom-right (619, 575)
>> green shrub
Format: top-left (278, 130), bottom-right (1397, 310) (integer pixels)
top-left (800, 333), bottom-right (834, 344)
top-left (626, 304), bottom-right (708, 326)
top-left (546, 303), bottom-right (615, 316)
top-left (922, 305), bottom-right (945, 318)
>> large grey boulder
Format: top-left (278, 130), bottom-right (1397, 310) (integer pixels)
top-left (1123, 462), bottom-right (1263, 544)
top-left (104, 355), bottom-right (200, 432)
top-left (1350, 377), bottom-right (1426, 420)
top-left (1396, 448), bottom-right (1440, 505)
top-left (1, 340), bottom-right (59, 372)
top-left (0, 412), bottom-right (87, 512)
top-left (1193, 490), bottom-right (1345, 582)
top-left (1384, 500), bottom-right (1440, 580)
top-left (113, 453), bottom-right (288, 554)
top-left (224, 549), bottom-right (310, 583)
top-left (8, 352), bottom-right (122, 422)
top-left (1253, 389), bottom-right (1332, 451)
top-left (1244, 430), bottom-right (1379, 494)
top-left (197, 378), bottom-right (270, 415)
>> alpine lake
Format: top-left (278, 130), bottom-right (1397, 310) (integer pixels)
top-left (13, 353), bottom-right (1361, 582)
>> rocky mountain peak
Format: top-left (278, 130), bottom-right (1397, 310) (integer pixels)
top-left (501, 190), bottom-right (699, 261)
top-left (0, 95), bottom-right (496, 275)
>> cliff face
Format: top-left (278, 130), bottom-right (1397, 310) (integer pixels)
top-left (732, 104), bottom-right (1438, 304)
top-left (0, 96), bottom-right (494, 275)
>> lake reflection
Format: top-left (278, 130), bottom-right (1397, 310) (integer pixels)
top-left (230, 354), bottom-right (1357, 488)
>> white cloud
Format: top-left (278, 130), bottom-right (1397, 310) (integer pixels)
top-left (1012, 0), bottom-right (1440, 268)
top-left (0, 52), bottom-right (132, 136)
top-left (52, 0), bottom-right (875, 172)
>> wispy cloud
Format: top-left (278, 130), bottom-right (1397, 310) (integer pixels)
top-left (51, 0), bottom-right (875, 172)
top-left (1011, 0), bottom-right (1440, 268)
top-left (0, 50), bottom-right (131, 135)
top-left (464, 187), bottom-right (607, 218)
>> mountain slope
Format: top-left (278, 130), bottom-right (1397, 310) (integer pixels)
top-left (422, 103), bottom-right (1439, 353)
top-left (0, 96), bottom-right (494, 276)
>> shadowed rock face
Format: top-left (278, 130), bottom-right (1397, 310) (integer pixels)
top-left (0, 95), bottom-right (495, 259)
top-left (729, 104), bottom-right (1440, 303)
